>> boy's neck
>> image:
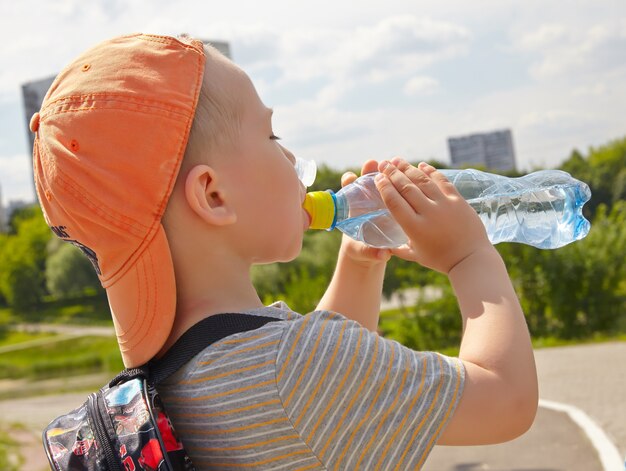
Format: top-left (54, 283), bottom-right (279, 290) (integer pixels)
top-left (158, 233), bottom-right (264, 357)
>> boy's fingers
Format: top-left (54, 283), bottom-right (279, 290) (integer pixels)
top-left (361, 159), bottom-right (378, 176)
top-left (390, 244), bottom-right (419, 261)
top-left (395, 159), bottom-right (443, 201)
top-left (380, 161), bottom-right (432, 213)
top-left (418, 162), bottom-right (459, 198)
top-left (342, 160), bottom-right (378, 187)
top-left (377, 161), bottom-right (428, 218)
top-left (374, 172), bottom-right (416, 229)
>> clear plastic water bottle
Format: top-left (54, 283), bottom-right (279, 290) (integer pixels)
top-left (302, 169), bottom-right (592, 249)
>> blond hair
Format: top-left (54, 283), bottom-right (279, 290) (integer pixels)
top-left (179, 36), bottom-right (242, 167)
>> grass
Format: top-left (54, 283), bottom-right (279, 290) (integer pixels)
top-left (0, 330), bottom-right (57, 348)
top-left (0, 293), bottom-right (112, 326)
top-left (0, 335), bottom-right (123, 380)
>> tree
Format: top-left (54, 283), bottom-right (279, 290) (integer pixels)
top-left (380, 272), bottom-right (461, 352)
top-left (498, 201), bottom-right (626, 338)
top-left (46, 242), bottom-right (101, 298)
top-left (561, 137), bottom-right (626, 217)
top-left (7, 205), bottom-right (42, 235)
top-left (0, 236), bottom-right (46, 310)
top-left (0, 206), bottom-right (50, 310)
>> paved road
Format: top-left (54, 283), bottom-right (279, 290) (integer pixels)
top-left (1, 341), bottom-right (624, 470)
top-left (426, 341), bottom-right (625, 471)
top-left (425, 406), bottom-right (603, 471)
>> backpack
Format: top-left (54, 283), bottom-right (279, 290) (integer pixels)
top-left (42, 313), bottom-right (281, 471)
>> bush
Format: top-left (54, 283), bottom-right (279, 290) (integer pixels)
top-left (46, 243), bottom-right (101, 298)
top-left (380, 275), bottom-right (461, 351)
top-left (0, 206), bottom-right (50, 310)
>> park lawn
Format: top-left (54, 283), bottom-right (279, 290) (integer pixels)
top-left (0, 293), bottom-right (112, 326)
top-left (0, 335), bottom-right (123, 380)
top-left (0, 330), bottom-right (57, 348)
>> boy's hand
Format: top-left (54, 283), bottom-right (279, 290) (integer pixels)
top-left (375, 158), bottom-right (492, 274)
top-left (339, 160), bottom-right (391, 267)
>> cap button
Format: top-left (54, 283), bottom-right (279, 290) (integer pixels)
top-left (30, 112), bottom-right (40, 132)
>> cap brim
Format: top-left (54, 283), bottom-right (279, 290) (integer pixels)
top-left (105, 224), bottom-right (176, 368)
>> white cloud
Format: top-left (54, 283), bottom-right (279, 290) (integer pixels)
top-left (1, 0), bottom-right (626, 203)
top-left (339, 16), bottom-right (470, 83)
top-left (573, 83), bottom-right (607, 97)
top-left (517, 23), bottom-right (567, 50)
top-left (512, 19), bottom-right (626, 80)
top-left (403, 76), bottom-right (439, 96)
top-left (218, 15), bottom-right (470, 104)
top-left (518, 109), bottom-right (592, 130)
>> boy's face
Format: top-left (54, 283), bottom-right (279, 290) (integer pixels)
top-left (219, 62), bottom-right (308, 263)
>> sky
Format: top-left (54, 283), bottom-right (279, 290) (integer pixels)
top-left (1, 0), bottom-right (625, 205)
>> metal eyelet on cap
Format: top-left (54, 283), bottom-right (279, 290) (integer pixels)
top-left (70, 140), bottom-right (80, 151)
top-left (81, 64), bottom-right (91, 72)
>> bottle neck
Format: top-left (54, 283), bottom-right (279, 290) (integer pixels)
top-left (333, 192), bottom-right (348, 228)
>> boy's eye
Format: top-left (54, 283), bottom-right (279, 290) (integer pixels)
top-left (270, 134), bottom-right (281, 140)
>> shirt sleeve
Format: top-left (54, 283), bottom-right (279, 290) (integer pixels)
top-left (275, 310), bottom-right (465, 471)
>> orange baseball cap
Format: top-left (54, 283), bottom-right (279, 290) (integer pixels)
top-left (31, 33), bottom-right (206, 367)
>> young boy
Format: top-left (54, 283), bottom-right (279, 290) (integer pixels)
top-left (32, 33), bottom-right (537, 469)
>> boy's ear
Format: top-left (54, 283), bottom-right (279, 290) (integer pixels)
top-left (184, 164), bottom-right (237, 226)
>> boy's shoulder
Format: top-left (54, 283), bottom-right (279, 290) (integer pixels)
top-left (159, 305), bottom-right (465, 470)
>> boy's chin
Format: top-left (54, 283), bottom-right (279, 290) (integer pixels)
top-left (275, 244), bottom-right (303, 264)
top-left (252, 239), bottom-right (303, 265)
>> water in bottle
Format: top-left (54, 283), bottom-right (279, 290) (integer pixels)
top-left (302, 168), bottom-right (592, 249)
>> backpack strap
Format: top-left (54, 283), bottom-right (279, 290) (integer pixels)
top-left (110, 313), bottom-right (281, 387)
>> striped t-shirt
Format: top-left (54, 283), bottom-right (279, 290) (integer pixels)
top-left (160, 302), bottom-right (465, 470)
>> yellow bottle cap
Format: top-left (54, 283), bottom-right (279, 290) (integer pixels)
top-left (303, 191), bottom-right (336, 230)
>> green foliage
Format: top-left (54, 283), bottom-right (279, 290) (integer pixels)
top-left (380, 275), bottom-right (461, 351)
top-left (382, 256), bottom-right (431, 299)
top-left (46, 242), bottom-right (101, 298)
top-left (498, 201), bottom-right (626, 338)
top-left (0, 205), bottom-right (105, 313)
top-left (12, 292), bottom-right (111, 325)
top-left (7, 205), bottom-right (41, 235)
top-left (0, 207), bottom-right (50, 310)
top-left (561, 136), bottom-right (626, 217)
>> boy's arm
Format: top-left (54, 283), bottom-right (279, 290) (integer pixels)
top-left (316, 241), bottom-right (387, 332)
top-left (375, 159), bottom-right (538, 445)
top-left (315, 160), bottom-right (390, 332)
top-left (439, 245), bottom-right (537, 444)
